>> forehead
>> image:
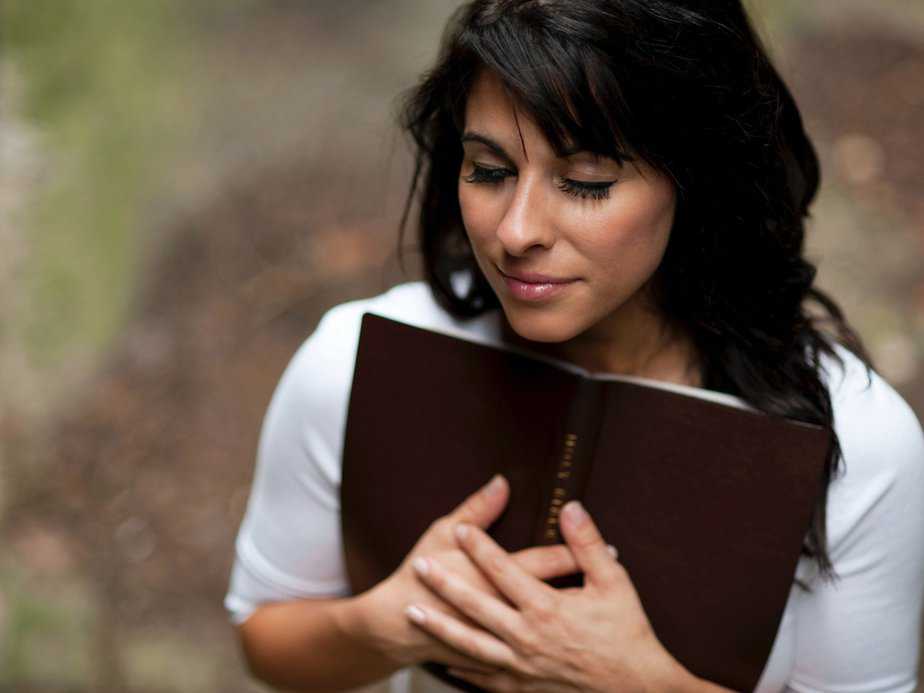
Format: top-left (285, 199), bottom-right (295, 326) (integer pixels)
top-left (463, 69), bottom-right (567, 160)
top-left (464, 69), bottom-right (517, 121)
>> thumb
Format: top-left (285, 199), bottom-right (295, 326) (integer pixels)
top-left (559, 500), bottom-right (620, 589)
top-left (449, 474), bottom-right (509, 529)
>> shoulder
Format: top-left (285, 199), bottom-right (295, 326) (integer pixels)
top-left (284, 280), bottom-right (502, 390)
top-left (820, 342), bottom-right (924, 475)
top-left (311, 279), bottom-right (495, 340)
top-left (785, 344), bottom-right (924, 693)
top-left (814, 341), bottom-right (924, 562)
top-left (267, 280), bottom-right (502, 454)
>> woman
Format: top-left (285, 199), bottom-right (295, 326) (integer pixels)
top-left (225, 1), bottom-right (924, 691)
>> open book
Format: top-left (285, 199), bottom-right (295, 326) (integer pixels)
top-left (341, 312), bottom-right (831, 692)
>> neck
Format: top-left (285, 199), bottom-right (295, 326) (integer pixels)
top-left (498, 301), bottom-right (703, 388)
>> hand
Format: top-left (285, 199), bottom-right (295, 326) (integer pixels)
top-left (403, 499), bottom-right (688, 692)
top-left (357, 474), bottom-right (596, 675)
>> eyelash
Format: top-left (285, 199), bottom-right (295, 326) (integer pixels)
top-left (463, 164), bottom-right (615, 201)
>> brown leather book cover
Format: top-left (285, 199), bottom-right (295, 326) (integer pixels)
top-left (341, 312), bottom-right (831, 692)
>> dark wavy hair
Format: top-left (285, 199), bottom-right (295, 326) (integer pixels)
top-left (394, 0), bottom-right (874, 587)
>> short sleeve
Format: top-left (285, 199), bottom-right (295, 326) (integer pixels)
top-left (786, 347), bottom-right (924, 692)
top-left (224, 304), bottom-right (361, 625)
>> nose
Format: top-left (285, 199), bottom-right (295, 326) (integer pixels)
top-left (495, 171), bottom-right (555, 257)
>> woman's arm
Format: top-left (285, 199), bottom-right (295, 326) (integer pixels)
top-left (784, 360), bottom-right (924, 692)
top-left (236, 593), bottom-right (398, 692)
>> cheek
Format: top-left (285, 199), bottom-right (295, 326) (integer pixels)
top-left (572, 185), bottom-right (675, 280)
top-left (459, 189), bottom-right (506, 266)
top-left (459, 185), bottom-right (492, 237)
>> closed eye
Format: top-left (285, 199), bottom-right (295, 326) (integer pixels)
top-left (462, 164), bottom-right (615, 201)
top-left (463, 164), bottom-right (513, 185)
top-left (556, 178), bottom-right (614, 201)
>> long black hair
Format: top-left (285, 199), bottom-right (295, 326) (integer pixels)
top-left (395, 0), bottom-right (874, 586)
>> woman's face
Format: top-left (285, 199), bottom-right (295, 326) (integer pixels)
top-left (458, 69), bottom-right (677, 348)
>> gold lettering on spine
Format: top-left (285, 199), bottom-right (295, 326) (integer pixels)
top-left (544, 433), bottom-right (578, 539)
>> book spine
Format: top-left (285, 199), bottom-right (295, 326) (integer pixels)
top-left (532, 376), bottom-right (606, 546)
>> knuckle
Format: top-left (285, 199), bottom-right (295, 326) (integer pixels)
top-left (454, 591), bottom-right (479, 616)
top-left (510, 548), bottom-right (529, 569)
top-left (552, 545), bottom-right (576, 571)
top-left (510, 653), bottom-right (542, 680)
top-left (526, 592), bottom-right (558, 625)
top-left (526, 546), bottom-right (562, 573)
top-left (534, 553), bottom-right (560, 577)
top-left (612, 560), bottom-right (630, 581)
top-left (427, 566), bottom-right (446, 589)
top-left (469, 636), bottom-right (494, 663)
top-left (510, 628), bottom-right (540, 657)
top-left (428, 516), bottom-right (449, 536)
top-left (572, 533), bottom-right (602, 551)
top-left (606, 555), bottom-right (627, 575)
top-left (487, 551), bottom-right (508, 575)
top-left (599, 562), bottom-right (628, 590)
top-left (462, 491), bottom-right (487, 517)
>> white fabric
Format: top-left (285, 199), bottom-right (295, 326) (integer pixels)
top-left (225, 280), bottom-right (924, 693)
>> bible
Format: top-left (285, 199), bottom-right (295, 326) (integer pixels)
top-left (341, 312), bottom-right (831, 692)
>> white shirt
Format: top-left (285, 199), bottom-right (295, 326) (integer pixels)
top-left (225, 281), bottom-right (924, 693)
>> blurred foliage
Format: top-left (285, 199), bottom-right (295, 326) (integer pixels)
top-left (0, 0), bottom-right (415, 378)
top-left (1, 560), bottom-right (94, 686)
top-left (1, 0), bottom-right (249, 369)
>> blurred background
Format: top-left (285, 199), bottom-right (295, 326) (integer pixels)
top-left (1, 1), bottom-right (923, 691)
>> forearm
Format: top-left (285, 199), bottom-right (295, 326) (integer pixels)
top-left (236, 592), bottom-right (401, 692)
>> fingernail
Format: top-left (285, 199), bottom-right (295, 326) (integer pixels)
top-left (454, 523), bottom-right (469, 541)
top-left (606, 544), bottom-right (618, 559)
top-left (484, 474), bottom-right (504, 496)
top-left (564, 500), bottom-right (587, 526)
top-left (405, 604), bottom-right (426, 624)
top-left (412, 556), bottom-right (430, 576)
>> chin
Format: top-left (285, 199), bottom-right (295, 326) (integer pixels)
top-left (501, 303), bottom-right (584, 344)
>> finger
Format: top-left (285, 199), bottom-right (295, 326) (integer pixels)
top-left (412, 556), bottom-right (522, 646)
top-left (430, 648), bottom-right (501, 675)
top-left (512, 543), bottom-right (579, 580)
top-left (446, 667), bottom-right (519, 690)
top-left (423, 610), bottom-right (505, 672)
top-left (454, 523), bottom-right (557, 612)
top-left (511, 542), bottom-right (618, 580)
top-left (559, 501), bottom-right (620, 589)
top-left (448, 474), bottom-right (509, 530)
top-left (405, 602), bottom-right (518, 670)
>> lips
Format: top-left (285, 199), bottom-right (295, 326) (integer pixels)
top-left (497, 265), bottom-right (579, 302)
top-left (498, 267), bottom-right (576, 284)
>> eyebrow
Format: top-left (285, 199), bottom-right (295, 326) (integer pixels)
top-left (460, 131), bottom-right (585, 162)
